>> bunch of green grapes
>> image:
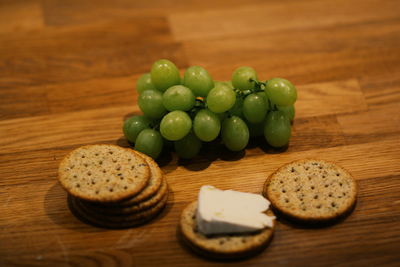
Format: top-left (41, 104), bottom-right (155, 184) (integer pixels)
top-left (123, 59), bottom-right (297, 159)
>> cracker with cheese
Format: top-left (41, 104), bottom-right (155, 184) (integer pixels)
top-left (179, 186), bottom-right (275, 260)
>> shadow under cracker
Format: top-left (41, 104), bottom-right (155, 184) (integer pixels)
top-left (44, 182), bottom-right (104, 232)
top-left (272, 199), bottom-right (358, 229)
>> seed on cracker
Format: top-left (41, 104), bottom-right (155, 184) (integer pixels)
top-left (179, 201), bottom-right (275, 260)
top-left (263, 159), bottom-right (357, 223)
top-left (58, 144), bottom-right (150, 203)
top-left (89, 151), bottom-right (164, 207)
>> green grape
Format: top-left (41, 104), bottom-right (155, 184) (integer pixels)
top-left (183, 66), bottom-right (214, 97)
top-left (134, 129), bottom-right (163, 159)
top-left (265, 78), bottom-right (297, 106)
top-left (160, 110), bottom-right (192, 141)
top-left (243, 93), bottom-right (268, 124)
top-left (123, 115), bottom-right (152, 143)
top-left (214, 80), bottom-right (233, 89)
top-left (136, 73), bottom-right (156, 94)
top-left (193, 109), bottom-right (221, 142)
top-left (221, 116), bottom-right (249, 151)
top-left (256, 91), bottom-right (270, 110)
top-left (277, 104), bottom-right (295, 121)
top-left (206, 83), bottom-right (236, 113)
top-left (150, 59), bottom-right (181, 92)
top-left (228, 96), bottom-right (244, 118)
top-left (138, 90), bottom-right (167, 119)
top-left (225, 80), bottom-right (234, 89)
top-left (247, 120), bottom-right (265, 137)
top-left (162, 85), bottom-right (195, 111)
top-left (231, 66), bottom-right (258, 91)
top-left (264, 111), bottom-right (291, 147)
top-left (174, 132), bottom-right (202, 159)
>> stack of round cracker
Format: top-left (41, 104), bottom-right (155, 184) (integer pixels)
top-left (58, 144), bottom-right (168, 228)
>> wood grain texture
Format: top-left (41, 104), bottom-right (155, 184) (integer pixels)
top-left (0, 0), bottom-right (44, 33)
top-left (169, 0), bottom-right (400, 41)
top-left (0, 17), bottom-right (187, 88)
top-left (0, 0), bottom-right (400, 266)
top-left (179, 17), bottom-right (400, 85)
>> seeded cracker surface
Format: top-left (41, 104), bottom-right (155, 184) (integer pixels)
top-left (179, 201), bottom-right (275, 260)
top-left (58, 144), bottom-right (150, 202)
top-left (98, 151), bottom-right (164, 206)
top-left (263, 159), bottom-right (357, 223)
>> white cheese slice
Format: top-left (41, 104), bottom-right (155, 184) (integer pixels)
top-left (196, 185), bottom-right (275, 235)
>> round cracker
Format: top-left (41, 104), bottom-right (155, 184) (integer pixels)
top-left (80, 178), bottom-right (168, 215)
top-left (94, 151), bottom-right (164, 207)
top-left (263, 159), bottom-right (357, 223)
top-left (58, 144), bottom-right (150, 203)
top-left (179, 201), bottom-right (275, 260)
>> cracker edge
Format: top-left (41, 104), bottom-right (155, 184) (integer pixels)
top-left (68, 192), bottom-right (168, 229)
top-left (76, 183), bottom-right (169, 222)
top-left (81, 177), bottom-right (167, 215)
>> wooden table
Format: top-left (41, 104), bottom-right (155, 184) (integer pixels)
top-left (1, 0), bottom-right (399, 266)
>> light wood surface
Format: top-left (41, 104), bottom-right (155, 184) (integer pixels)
top-left (1, 0), bottom-right (400, 266)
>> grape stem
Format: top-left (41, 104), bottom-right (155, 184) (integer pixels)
top-left (228, 78), bottom-right (278, 117)
top-left (268, 98), bottom-right (278, 111)
top-left (249, 78), bottom-right (278, 111)
top-left (188, 97), bottom-right (206, 118)
top-left (195, 97), bottom-right (205, 107)
top-left (150, 121), bottom-right (160, 131)
top-left (250, 78), bottom-right (267, 92)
